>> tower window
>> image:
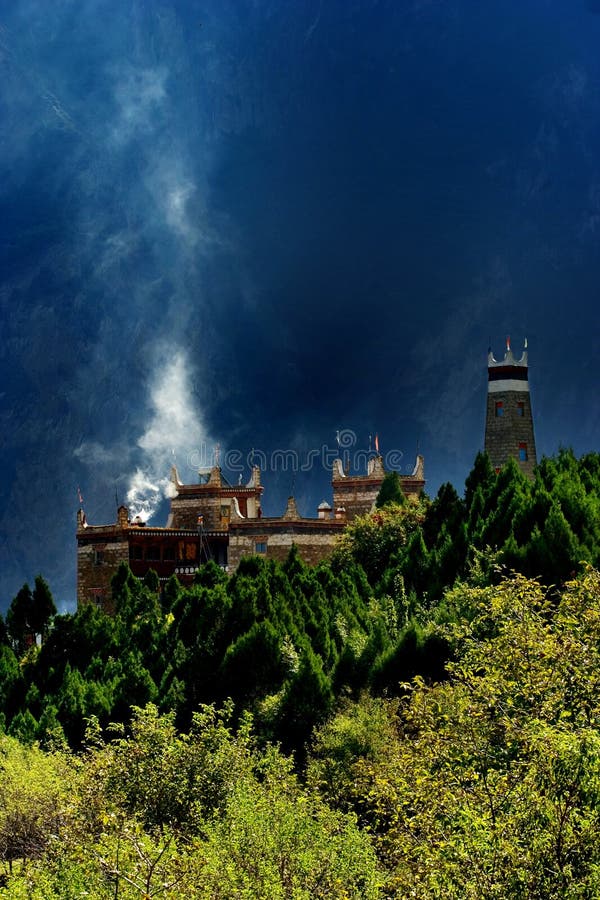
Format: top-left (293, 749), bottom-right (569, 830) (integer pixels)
top-left (89, 588), bottom-right (104, 607)
top-left (94, 550), bottom-right (104, 566)
top-left (519, 442), bottom-right (528, 462)
top-left (517, 401), bottom-right (524, 417)
top-left (255, 542), bottom-right (267, 554)
top-left (495, 401), bottom-right (504, 417)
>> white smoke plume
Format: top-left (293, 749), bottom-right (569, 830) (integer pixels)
top-left (126, 348), bottom-right (211, 521)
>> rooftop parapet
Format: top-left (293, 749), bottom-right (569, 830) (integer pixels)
top-left (488, 336), bottom-right (528, 370)
top-left (487, 337), bottom-right (530, 391)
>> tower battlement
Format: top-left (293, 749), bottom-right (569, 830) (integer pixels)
top-left (487, 337), bottom-right (530, 392)
top-left (485, 337), bottom-right (537, 478)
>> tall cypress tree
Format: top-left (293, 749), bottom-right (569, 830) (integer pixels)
top-left (376, 471), bottom-right (406, 508)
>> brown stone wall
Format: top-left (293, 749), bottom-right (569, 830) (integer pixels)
top-left (77, 538), bottom-right (129, 614)
top-left (170, 493), bottom-right (224, 530)
top-left (402, 481), bottom-right (426, 501)
top-left (332, 457), bottom-right (425, 521)
top-left (228, 529), bottom-right (342, 569)
top-left (169, 488), bottom-right (263, 530)
top-left (332, 480), bottom-right (382, 521)
top-left (485, 389), bottom-right (537, 478)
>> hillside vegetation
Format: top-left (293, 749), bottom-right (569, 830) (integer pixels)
top-left (0, 448), bottom-right (599, 897)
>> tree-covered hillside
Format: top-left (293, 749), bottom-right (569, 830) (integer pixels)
top-left (353, 447), bottom-right (600, 608)
top-left (1, 449), bottom-right (599, 896)
top-left (1, 570), bottom-right (600, 896)
top-left (1, 449), bottom-right (599, 753)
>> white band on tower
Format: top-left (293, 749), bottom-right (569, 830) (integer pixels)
top-left (488, 379), bottom-right (530, 393)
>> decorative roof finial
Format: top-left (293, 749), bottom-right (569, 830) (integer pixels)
top-left (488, 336), bottom-right (528, 370)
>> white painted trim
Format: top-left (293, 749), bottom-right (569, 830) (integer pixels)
top-left (488, 380), bottom-right (529, 393)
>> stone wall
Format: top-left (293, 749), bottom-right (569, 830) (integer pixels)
top-left (485, 389), bottom-right (537, 478)
top-left (331, 480), bottom-right (380, 520)
top-left (331, 455), bottom-right (425, 520)
top-left (77, 534), bottom-right (129, 614)
top-left (228, 524), bottom-right (343, 569)
top-left (169, 493), bottom-right (224, 530)
top-left (168, 465), bottom-right (263, 531)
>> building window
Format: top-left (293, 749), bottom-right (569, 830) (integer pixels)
top-left (495, 401), bottom-right (504, 417)
top-left (146, 545), bottom-right (160, 561)
top-left (130, 545), bottom-right (143, 560)
top-left (163, 545), bottom-right (175, 561)
top-left (519, 442), bottom-right (528, 462)
top-left (255, 542), bottom-right (267, 554)
top-left (220, 504), bottom-right (230, 518)
top-left (94, 550), bottom-right (104, 566)
top-left (185, 543), bottom-right (198, 561)
top-left (89, 588), bottom-right (104, 607)
top-left (517, 401), bottom-right (524, 417)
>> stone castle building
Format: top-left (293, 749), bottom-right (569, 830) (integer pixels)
top-left (77, 336), bottom-right (537, 611)
top-left (484, 337), bottom-right (537, 477)
top-left (77, 454), bottom-right (425, 610)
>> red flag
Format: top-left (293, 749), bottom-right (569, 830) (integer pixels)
top-left (374, 433), bottom-right (379, 454)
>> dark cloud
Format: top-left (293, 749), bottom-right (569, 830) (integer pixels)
top-left (0, 0), bottom-right (598, 609)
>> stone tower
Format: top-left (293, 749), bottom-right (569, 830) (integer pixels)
top-left (485, 337), bottom-right (537, 478)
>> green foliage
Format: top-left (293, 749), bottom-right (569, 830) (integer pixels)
top-left (193, 559), bottom-right (228, 589)
top-left (308, 693), bottom-right (401, 811)
top-left (0, 542), bottom-right (391, 755)
top-left (7, 711), bottom-right (38, 746)
top-left (80, 703), bottom-right (254, 832)
top-left (197, 746), bottom-right (381, 898)
top-left (0, 447), bottom-right (598, 814)
top-left (335, 502), bottom-right (426, 585)
top-left (375, 471), bottom-right (406, 508)
top-left (0, 450), bottom-right (600, 900)
top-left (370, 620), bottom-right (449, 693)
top-left (369, 449), bottom-right (600, 615)
top-left (30, 577), bottom-right (56, 641)
top-left (0, 705), bottom-right (380, 899)
top-left (5, 586), bottom-right (34, 657)
top-left (2, 448), bottom-right (600, 896)
top-left (3, 569), bottom-right (600, 896)
top-left (0, 735), bottom-right (73, 874)
top-left (310, 569), bottom-right (600, 897)
top-left (276, 644), bottom-right (334, 755)
top-left (0, 646), bottom-right (24, 724)
top-left (5, 578), bottom-right (57, 657)
top-left (464, 449), bottom-right (495, 509)
top-left (142, 568), bottom-right (159, 592)
top-left (219, 620), bottom-right (287, 703)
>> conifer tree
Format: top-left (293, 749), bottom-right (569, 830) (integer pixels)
top-left (464, 449), bottom-right (495, 511)
top-left (6, 584), bottom-right (34, 655)
top-left (31, 575), bottom-right (57, 642)
top-left (375, 471), bottom-right (406, 508)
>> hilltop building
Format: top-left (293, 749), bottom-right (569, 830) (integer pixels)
top-left (76, 453), bottom-right (425, 611)
top-left (76, 336), bottom-right (539, 611)
top-left (484, 337), bottom-right (537, 478)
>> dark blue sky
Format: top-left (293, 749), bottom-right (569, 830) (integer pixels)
top-left (1, 0), bottom-right (598, 610)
